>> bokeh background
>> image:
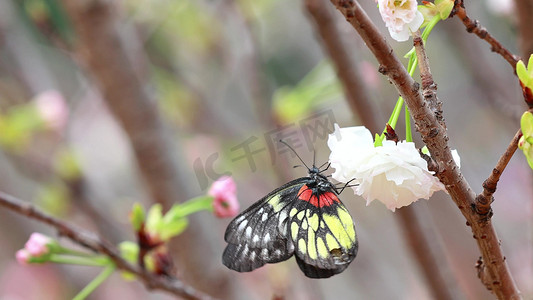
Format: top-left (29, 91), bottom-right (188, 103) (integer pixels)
top-left (0, 0), bottom-right (531, 299)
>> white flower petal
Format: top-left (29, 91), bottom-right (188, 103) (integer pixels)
top-left (389, 27), bottom-right (410, 42)
top-left (408, 11), bottom-right (424, 33)
top-left (328, 125), bottom-right (447, 211)
top-left (377, 0), bottom-right (421, 42)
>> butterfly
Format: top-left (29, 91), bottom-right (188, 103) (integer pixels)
top-left (222, 142), bottom-right (358, 278)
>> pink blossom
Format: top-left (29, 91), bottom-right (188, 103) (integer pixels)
top-left (209, 176), bottom-right (239, 218)
top-left (15, 250), bottom-right (30, 265)
top-left (25, 233), bottom-right (52, 256)
top-left (377, 0), bottom-right (423, 42)
top-left (34, 90), bottom-right (69, 131)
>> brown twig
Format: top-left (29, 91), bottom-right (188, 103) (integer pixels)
top-left (453, 1), bottom-right (520, 70)
top-left (0, 191), bottom-right (215, 300)
top-left (413, 33), bottom-right (445, 128)
top-left (328, 1), bottom-right (520, 298)
top-left (475, 129), bottom-right (522, 216)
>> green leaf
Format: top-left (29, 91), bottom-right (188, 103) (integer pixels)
top-left (435, 0), bottom-right (453, 19)
top-left (130, 203), bottom-right (146, 231)
top-left (374, 133), bottom-right (383, 147)
top-left (521, 111), bottom-right (533, 137)
top-left (522, 141), bottom-right (533, 170)
top-left (145, 204), bottom-right (163, 235)
top-left (517, 60), bottom-right (528, 85)
top-left (528, 54), bottom-right (533, 78)
top-left (160, 218), bottom-right (189, 241)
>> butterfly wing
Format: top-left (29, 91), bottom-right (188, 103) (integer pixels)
top-left (289, 185), bottom-right (358, 278)
top-left (222, 178), bottom-right (308, 272)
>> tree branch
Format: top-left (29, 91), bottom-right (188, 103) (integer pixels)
top-left (453, 1), bottom-right (521, 70)
top-left (305, 2), bottom-right (457, 298)
top-left (0, 191), bottom-right (216, 300)
top-left (328, 1), bottom-right (521, 298)
top-left (475, 129), bottom-right (522, 216)
top-left (413, 29), bottom-right (520, 300)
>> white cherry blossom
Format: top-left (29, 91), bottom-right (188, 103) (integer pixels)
top-left (328, 124), bottom-right (457, 211)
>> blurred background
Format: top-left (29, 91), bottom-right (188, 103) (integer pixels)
top-left (0, 0), bottom-right (531, 299)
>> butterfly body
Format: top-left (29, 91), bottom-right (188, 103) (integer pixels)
top-left (222, 166), bottom-right (358, 278)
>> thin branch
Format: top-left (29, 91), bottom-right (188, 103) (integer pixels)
top-left (475, 129), bottom-right (522, 215)
top-left (453, 1), bottom-right (521, 70)
top-left (328, 1), bottom-right (520, 298)
top-left (305, 2), bottom-right (457, 298)
top-left (0, 191), bottom-right (216, 300)
top-left (412, 29), bottom-right (520, 299)
top-left (413, 33), bottom-right (444, 128)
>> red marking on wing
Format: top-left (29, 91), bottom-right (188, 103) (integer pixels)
top-left (298, 185), bottom-right (340, 208)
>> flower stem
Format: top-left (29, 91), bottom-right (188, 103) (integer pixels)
top-left (170, 196), bottom-right (213, 219)
top-left (405, 105), bottom-right (412, 142)
top-left (379, 14), bottom-right (441, 145)
top-left (72, 264), bottom-right (115, 300)
top-left (48, 254), bottom-right (109, 267)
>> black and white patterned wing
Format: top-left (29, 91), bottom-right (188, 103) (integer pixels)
top-left (222, 178), bottom-right (308, 273)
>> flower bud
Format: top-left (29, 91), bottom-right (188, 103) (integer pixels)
top-left (209, 176), bottom-right (239, 218)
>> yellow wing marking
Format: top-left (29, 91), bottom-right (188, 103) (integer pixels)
top-left (268, 195), bottom-right (283, 213)
top-left (323, 213), bottom-right (354, 250)
top-left (337, 207), bottom-right (356, 242)
top-left (307, 212), bottom-right (319, 231)
top-left (298, 238), bottom-right (307, 254)
top-left (291, 221), bottom-right (299, 240)
top-left (317, 237), bottom-right (328, 258)
top-left (297, 210), bottom-right (305, 220)
top-left (301, 218), bottom-right (308, 230)
top-left (325, 233), bottom-right (340, 250)
top-left (307, 227), bottom-right (317, 259)
top-left (290, 208), bottom-right (298, 217)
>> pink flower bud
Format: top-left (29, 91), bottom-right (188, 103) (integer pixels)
top-left (15, 249), bottom-right (30, 265)
top-left (209, 176), bottom-right (239, 218)
top-left (25, 233), bottom-right (52, 256)
top-left (34, 90), bottom-right (69, 131)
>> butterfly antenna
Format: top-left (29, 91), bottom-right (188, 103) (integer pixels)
top-left (279, 139), bottom-right (310, 170)
top-left (313, 149), bottom-right (316, 168)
